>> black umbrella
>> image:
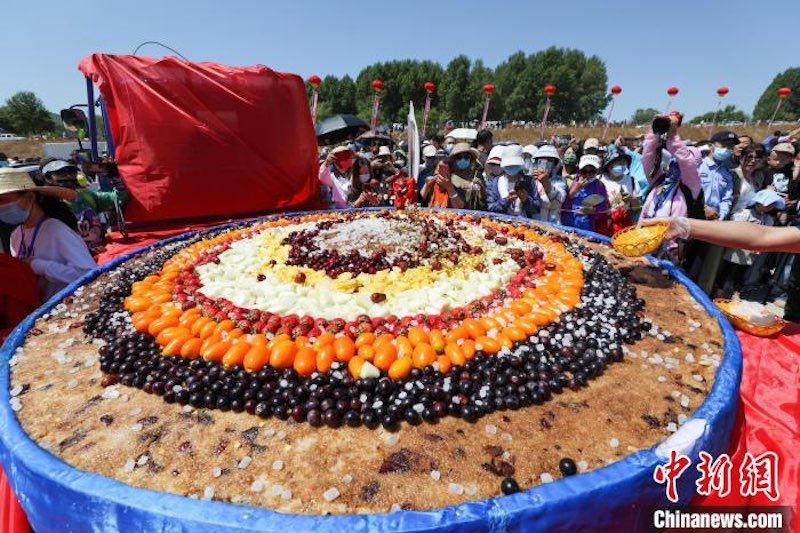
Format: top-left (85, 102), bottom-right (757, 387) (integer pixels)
top-left (315, 114), bottom-right (369, 146)
top-left (356, 129), bottom-right (396, 148)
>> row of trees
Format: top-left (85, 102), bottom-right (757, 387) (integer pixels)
top-left (1, 62), bottom-right (798, 136)
top-left (311, 47), bottom-right (612, 124)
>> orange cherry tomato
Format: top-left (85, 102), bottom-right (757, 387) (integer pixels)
top-left (124, 296), bottom-right (153, 313)
top-left (395, 336), bottom-right (413, 358)
top-left (348, 356), bottom-right (365, 380)
top-left (198, 320), bottom-right (219, 340)
top-left (315, 332), bottom-right (336, 347)
top-left (479, 317), bottom-right (501, 331)
top-left (496, 334), bottom-right (513, 350)
top-left (429, 330), bottom-right (446, 353)
top-left (445, 327), bottom-right (469, 344)
top-left (412, 343), bottom-right (437, 368)
top-left (357, 344), bottom-right (375, 362)
top-left (461, 339), bottom-right (477, 359)
top-left (222, 340), bottom-right (252, 367)
top-left (437, 355), bottom-right (452, 374)
top-left (373, 334), bottom-right (395, 350)
top-left (355, 332), bottom-right (376, 349)
top-left (407, 326), bottom-right (429, 346)
top-left (270, 340), bottom-right (298, 369)
top-left (445, 343), bottom-right (466, 366)
top-left (190, 316), bottom-right (213, 336)
top-left (514, 318), bottom-right (539, 336)
top-left (333, 336), bottom-right (356, 362)
top-left (501, 327), bottom-right (527, 342)
top-left (510, 300), bottom-right (532, 316)
top-left (316, 344), bottom-right (336, 373)
top-left (373, 342), bottom-right (397, 371)
top-left (156, 326), bottom-right (191, 346)
top-left (388, 357), bottom-right (412, 380)
top-left (202, 339), bottom-right (232, 362)
top-left (214, 319), bottom-right (235, 337)
top-left (475, 336), bottom-right (500, 354)
top-left (163, 336), bottom-right (190, 356)
top-left (293, 347), bottom-right (317, 377)
top-left (148, 315), bottom-right (179, 337)
top-left (243, 345), bottom-right (270, 372)
top-left (462, 318), bottom-right (486, 340)
top-left (179, 338), bottom-right (203, 359)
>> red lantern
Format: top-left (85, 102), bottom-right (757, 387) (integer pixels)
top-left (544, 84), bottom-right (557, 96)
top-left (423, 81), bottom-right (436, 93)
top-left (716, 86), bottom-right (729, 97)
top-left (667, 86), bottom-right (679, 96)
top-left (777, 87), bottom-right (792, 98)
top-left (482, 83), bottom-right (495, 95)
top-left (371, 79), bottom-right (384, 91)
top-left (308, 75), bottom-right (322, 88)
top-left (610, 85), bottom-right (622, 95)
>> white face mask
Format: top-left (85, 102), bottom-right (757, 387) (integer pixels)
top-left (359, 173), bottom-right (371, 183)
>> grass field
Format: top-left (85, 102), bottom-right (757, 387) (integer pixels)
top-left (0, 123), bottom-right (787, 163)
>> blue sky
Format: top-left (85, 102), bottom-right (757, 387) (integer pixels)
top-left (2, 0), bottom-right (798, 122)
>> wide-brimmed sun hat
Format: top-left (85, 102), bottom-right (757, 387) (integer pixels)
top-left (0, 168), bottom-right (76, 201)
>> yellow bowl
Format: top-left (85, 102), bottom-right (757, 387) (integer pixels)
top-left (714, 298), bottom-right (786, 337)
top-left (611, 223), bottom-right (668, 257)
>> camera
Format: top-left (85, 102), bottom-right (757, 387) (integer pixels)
top-left (652, 112), bottom-right (683, 134)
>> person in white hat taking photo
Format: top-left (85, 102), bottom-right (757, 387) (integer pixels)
top-left (486, 145), bottom-right (541, 218)
top-left (0, 168), bottom-right (96, 300)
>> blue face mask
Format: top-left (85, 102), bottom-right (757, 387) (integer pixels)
top-left (610, 165), bottom-right (628, 178)
top-left (455, 158), bottom-right (471, 170)
top-left (503, 165), bottom-right (523, 176)
top-left (713, 148), bottom-right (732, 161)
top-left (445, 143), bottom-right (454, 154)
top-left (0, 202), bottom-right (30, 225)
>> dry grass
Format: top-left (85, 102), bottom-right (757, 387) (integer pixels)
top-left (491, 124), bottom-right (776, 145)
top-left (1, 123), bottom-right (780, 163)
top-left (0, 139), bottom-right (52, 160)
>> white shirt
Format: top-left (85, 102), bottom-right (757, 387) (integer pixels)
top-left (600, 173), bottom-right (639, 210)
top-left (318, 164), bottom-right (352, 208)
top-left (10, 217), bottom-right (97, 300)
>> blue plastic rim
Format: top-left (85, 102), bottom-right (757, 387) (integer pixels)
top-left (0, 209), bottom-right (743, 532)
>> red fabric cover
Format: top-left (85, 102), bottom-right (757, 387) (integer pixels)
top-left (0, 256), bottom-right (40, 343)
top-left (695, 325), bottom-right (799, 529)
top-left (0, 468), bottom-right (30, 533)
top-left (78, 54), bottom-right (320, 225)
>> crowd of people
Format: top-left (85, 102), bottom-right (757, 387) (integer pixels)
top-left (0, 153), bottom-right (126, 339)
top-left (318, 116), bottom-right (800, 322)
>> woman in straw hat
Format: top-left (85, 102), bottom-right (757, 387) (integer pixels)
top-left (0, 168), bottom-right (96, 300)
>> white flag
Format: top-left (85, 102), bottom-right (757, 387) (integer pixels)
top-left (407, 101), bottom-right (419, 183)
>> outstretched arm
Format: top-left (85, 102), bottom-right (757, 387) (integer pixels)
top-left (646, 217), bottom-right (800, 253)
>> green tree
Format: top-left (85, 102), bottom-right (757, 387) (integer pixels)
top-left (0, 91), bottom-right (55, 135)
top-left (689, 105), bottom-right (748, 125)
top-left (439, 55), bottom-right (472, 121)
top-left (630, 107), bottom-right (661, 126)
top-left (753, 68), bottom-right (800, 122)
top-left (354, 60), bottom-right (444, 124)
top-left (467, 59), bottom-right (495, 122)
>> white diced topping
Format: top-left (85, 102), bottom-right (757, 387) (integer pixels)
top-left (692, 374), bottom-right (704, 382)
top-left (10, 385), bottom-right (23, 397)
top-left (182, 405), bottom-right (194, 413)
top-left (130, 423), bottom-right (143, 432)
top-left (342, 474), bottom-right (353, 484)
top-left (430, 470), bottom-right (441, 481)
top-left (484, 424), bottom-right (498, 435)
top-left (323, 487), bottom-right (340, 502)
top-left (202, 486), bottom-right (215, 500)
top-left (272, 460), bottom-right (284, 471)
top-left (609, 438), bottom-right (620, 449)
top-left (657, 376), bottom-right (667, 383)
top-left (465, 484), bottom-right (478, 495)
top-left (577, 461), bottom-right (589, 472)
top-left (667, 422), bottom-right (678, 433)
top-left (390, 503), bottom-right (402, 512)
top-left (122, 458), bottom-right (136, 472)
top-left (212, 467), bottom-right (222, 478)
top-left (501, 433), bottom-right (513, 442)
top-left (237, 456), bottom-right (252, 469)
top-left (250, 479), bottom-right (265, 493)
top-left (540, 473), bottom-right (554, 484)
top-left (385, 434), bottom-right (400, 446)
top-left (448, 483), bottom-right (464, 495)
